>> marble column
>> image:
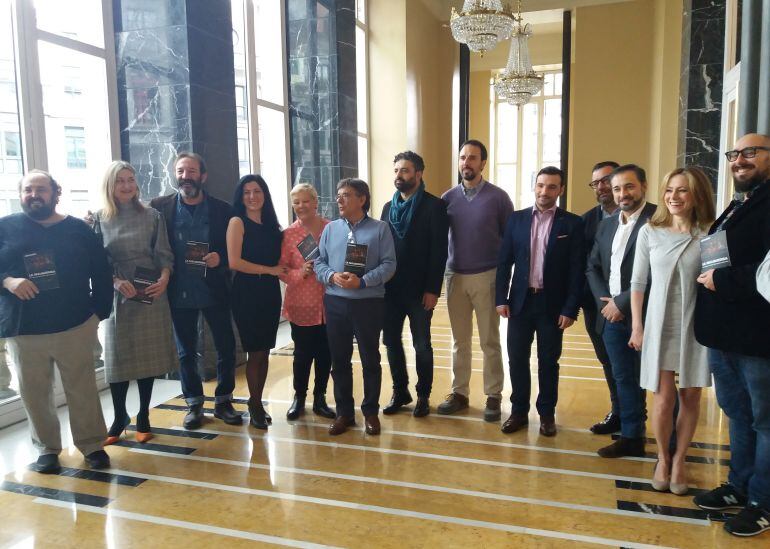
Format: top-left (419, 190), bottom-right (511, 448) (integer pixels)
top-left (678, 0), bottom-right (726, 190)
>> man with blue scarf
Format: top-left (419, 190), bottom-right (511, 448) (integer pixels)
top-left (380, 151), bottom-right (448, 417)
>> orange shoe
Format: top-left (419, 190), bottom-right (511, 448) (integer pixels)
top-left (104, 434), bottom-right (122, 445)
top-left (135, 431), bottom-right (153, 443)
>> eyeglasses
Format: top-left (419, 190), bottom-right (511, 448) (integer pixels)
top-left (589, 175), bottom-right (611, 189)
top-left (724, 146), bottom-right (770, 162)
top-left (336, 192), bottom-right (354, 201)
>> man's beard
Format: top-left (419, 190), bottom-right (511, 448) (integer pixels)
top-left (22, 199), bottom-right (55, 220)
top-left (733, 167), bottom-right (769, 193)
top-left (395, 177), bottom-right (417, 194)
top-left (618, 196), bottom-right (643, 212)
top-left (178, 178), bottom-right (202, 198)
top-left (461, 169), bottom-right (477, 181)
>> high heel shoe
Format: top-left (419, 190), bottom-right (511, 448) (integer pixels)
top-left (670, 463), bottom-right (689, 495)
top-left (135, 411), bottom-right (153, 444)
top-left (105, 414), bottom-right (130, 445)
top-left (651, 459), bottom-right (670, 492)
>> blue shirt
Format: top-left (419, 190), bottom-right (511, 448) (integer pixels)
top-left (169, 195), bottom-right (213, 308)
top-left (315, 215), bottom-right (396, 299)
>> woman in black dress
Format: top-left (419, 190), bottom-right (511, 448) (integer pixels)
top-left (226, 175), bottom-right (287, 429)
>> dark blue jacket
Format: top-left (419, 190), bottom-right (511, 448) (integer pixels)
top-left (495, 207), bottom-right (585, 319)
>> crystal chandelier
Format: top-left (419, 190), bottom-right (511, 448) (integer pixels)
top-left (450, 0), bottom-right (515, 56)
top-left (494, 2), bottom-right (544, 106)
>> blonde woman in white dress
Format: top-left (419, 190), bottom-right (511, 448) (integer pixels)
top-left (628, 167), bottom-right (716, 495)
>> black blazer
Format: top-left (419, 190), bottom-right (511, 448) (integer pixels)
top-left (586, 202), bottom-right (657, 333)
top-left (495, 207), bottom-right (585, 319)
top-left (381, 191), bottom-right (449, 299)
top-left (580, 205), bottom-right (617, 309)
top-left (694, 181), bottom-right (770, 358)
top-left (150, 192), bottom-right (233, 305)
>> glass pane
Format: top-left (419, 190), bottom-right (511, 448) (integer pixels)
top-left (257, 106), bottom-right (289, 227)
top-left (254, 0), bottom-right (284, 105)
top-left (554, 72), bottom-right (563, 96)
top-left (519, 102), bottom-right (539, 208)
top-left (358, 135), bottom-right (368, 181)
top-left (231, 0), bottom-right (251, 174)
top-left (542, 98), bottom-right (562, 166)
top-left (543, 73), bottom-right (555, 96)
top-left (496, 102), bottom-right (517, 163)
top-left (355, 26), bottom-right (367, 134)
top-left (34, 0), bottom-right (105, 48)
top-left (356, 0), bottom-right (366, 23)
top-left (495, 163), bottom-right (516, 202)
top-left (38, 41), bottom-right (111, 218)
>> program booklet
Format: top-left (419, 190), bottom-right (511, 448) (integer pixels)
top-left (130, 266), bottom-right (160, 305)
top-left (23, 251), bottom-right (59, 290)
top-left (344, 243), bottom-right (368, 278)
top-left (185, 241), bottom-right (209, 276)
top-left (700, 232), bottom-right (731, 272)
top-left (296, 233), bottom-right (320, 261)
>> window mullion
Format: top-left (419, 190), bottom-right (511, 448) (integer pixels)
top-left (243, 0), bottom-right (260, 172)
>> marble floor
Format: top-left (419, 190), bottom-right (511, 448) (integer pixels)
top-left (0, 300), bottom-right (748, 548)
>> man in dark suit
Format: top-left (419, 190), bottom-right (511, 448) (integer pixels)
top-left (581, 161), bottom-right (620, 434)
top-left (150, 152), bottom-right (242, 430)
top-left (587, 164), bottom-right (656, 458)
top-left (496, 166), bottom-right (585, 437)
top-left (381, 151), bottom-right (449, 417)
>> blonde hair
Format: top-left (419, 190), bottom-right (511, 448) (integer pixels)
top-left (290, 183), bottom-right (318, 201)
top-left (649, 167), bottom-right (715, 232)
top-left (101, 160), bottom-right (144, 219)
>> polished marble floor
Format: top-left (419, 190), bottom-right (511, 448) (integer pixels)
top-left (0, 300), bottom-right (749, 548)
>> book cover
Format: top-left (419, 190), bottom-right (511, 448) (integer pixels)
top-left (700, 232), bottom-right (731, 272)
top-left (296, 233), bottom-right (320, 261)
top-left (23, 251), bottom-right (59, 290)
top-left (344, 243), bottom-right (368, 278)
top-left (130, 266), bottom-right (160, 305)
top-left (185, 241), bottom-right (209, 276)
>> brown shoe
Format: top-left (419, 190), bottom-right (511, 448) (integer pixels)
top-left (483, 397), bottom-right (502, 422)
top-left (597, 436), bottom-right (646, 458)
top-left (539, 416), bottom-right (557, 437)
top-left (364, 415), bottom-right (381, 435)
top-left (501, 413), bottom-right (528, 433)
top-left (436, 393), bottom-right (469, 415)
top-left (328, 416), bottom-right (355, 436)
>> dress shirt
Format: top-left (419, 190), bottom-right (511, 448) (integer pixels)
top-left (461, 179), bottom-right (486, 202)
top-left (609, 201), bottom-right (646, 297)
top-left (528, 204), bottom-right (557, 288)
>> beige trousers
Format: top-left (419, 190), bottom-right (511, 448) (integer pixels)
top-left (445, 268), bottom-right (504, 399)
top-left (7, 315), bottom-right (107, 456)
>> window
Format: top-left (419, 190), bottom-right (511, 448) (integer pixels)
top-left (355, 0), bottom-right (369, 181)
top-left (491, 67), bottom-right (562, 208)
top-left (64, 126), bottom-right (86, 168)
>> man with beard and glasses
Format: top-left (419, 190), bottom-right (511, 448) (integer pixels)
top-left (150, 152), bottom-right (242, 430)
top-left (380, 151), bottom-right (448, 417)
top-left (693, 133), bottom-right (770, 538)
top-left (0, 170), bottom-right (113, 473)
top-left (439, 140), bottom-right (513, 421)
top-left (582, 161), bottom-right (620, 434)
top-left (586, 164), bottom-right (656, 458)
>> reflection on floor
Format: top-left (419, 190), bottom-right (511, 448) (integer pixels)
top-left (0, 299), bottom-right (746, 548)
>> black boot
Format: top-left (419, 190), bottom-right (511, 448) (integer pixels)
top-left (248, 399), bottom-right (268, 430)
top-left (214, 401), bottom-right (244, 425)
top-left (312, 394), bottom-right (336, 419)
top-left (286, 394), bottom-right (306, 420)
top-left (183, 404), bottom-right (204, 430)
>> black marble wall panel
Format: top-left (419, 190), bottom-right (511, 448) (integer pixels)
top-left (678, 0), bottom-right (725, 190)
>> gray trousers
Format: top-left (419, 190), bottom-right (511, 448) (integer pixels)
top-left (0, 338), bottom-right (11, 389)
top-left (7, 315), bottom-right (107, 456)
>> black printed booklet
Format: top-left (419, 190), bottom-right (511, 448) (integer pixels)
top-left (699, 232), bottom-right (731, 272)
top-left (297, 233), bottom-right (320, 261)
top-left (344, 243), bottom-right (368, 278)
top-left (185, 241), bottom-right (208, 276)
top-left (23, 251), bottom-right (59, 290)
top-left (130, 266), bottom-right (160, 305)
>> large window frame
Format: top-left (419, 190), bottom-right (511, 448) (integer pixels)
top-left (355, 0), bottom-right (369, 181)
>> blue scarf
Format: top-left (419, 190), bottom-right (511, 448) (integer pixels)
top-left (389, 182), bottom-right (425, 240)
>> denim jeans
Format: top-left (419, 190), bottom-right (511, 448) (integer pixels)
top-left (709, 349), bottom-right (770, 508)
top-left (382, 293), bottom-right (434, 398)
top-left (602, 320), bottom-right (646, 438)
top-left (170, 304), bottom-right (236, 406)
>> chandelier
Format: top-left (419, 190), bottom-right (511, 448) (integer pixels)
top-left (450, 0), bottom-right (515, 56)
top-left (493, 2), bottom-right (544, 106)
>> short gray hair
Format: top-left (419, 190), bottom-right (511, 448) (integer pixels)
top-left (337, 178), bottom-right (370, 212)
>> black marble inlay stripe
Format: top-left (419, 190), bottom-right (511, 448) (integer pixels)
top-left (614, 480), bottom-right (710, 497)
top-left (611, 434), bottom-right (730, 452)
top-left (157, 403), bottom-right (257, 418)
top-left (126, 424), bottom-right (218, 440)
top-left (57, 467), bottom-right (145, 487)
top-left (0, 480), bottom-right (111, 507)
top-left (617, 500), bottom-right (710, 521)
top-left (173, 395), bottom-right (255, 406)
top-left (113, 440), bottom-right (195, 455)
top-left (642, 452), bottom-right (730, 466)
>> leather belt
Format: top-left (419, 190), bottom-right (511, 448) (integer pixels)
top-left (528, 287), bottom-right (544, 294)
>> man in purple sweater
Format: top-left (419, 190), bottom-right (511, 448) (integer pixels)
top-left (438, 140), bottom-right (514, 421)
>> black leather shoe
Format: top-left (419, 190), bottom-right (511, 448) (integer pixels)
top-left (383, 392), bottom-right (413, 415)
top-left (29, 454), bottom-right (61, 474)
top-left (183, 404), bottom-right (204, 430)
top-left (413, 396), bottom-right (430, 417)
top-left (85, 450), bottom-right (110, 470)
top-left (286, 395), bottom-right (306, 420)
top-left (248, 399), bottom-right (268, 430)
top-left (598, 436), bottom-right (646, 458)
top-left (590, 411), bottom-right (621, 435)
top-left (312, 395), bottom-right (336, 419)
top-left (214, 401), bottom-right (244, 425)
top-left (539, 416), bottom-right (557, 437)
top-left (501, 413), bottom-right (528, 434)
